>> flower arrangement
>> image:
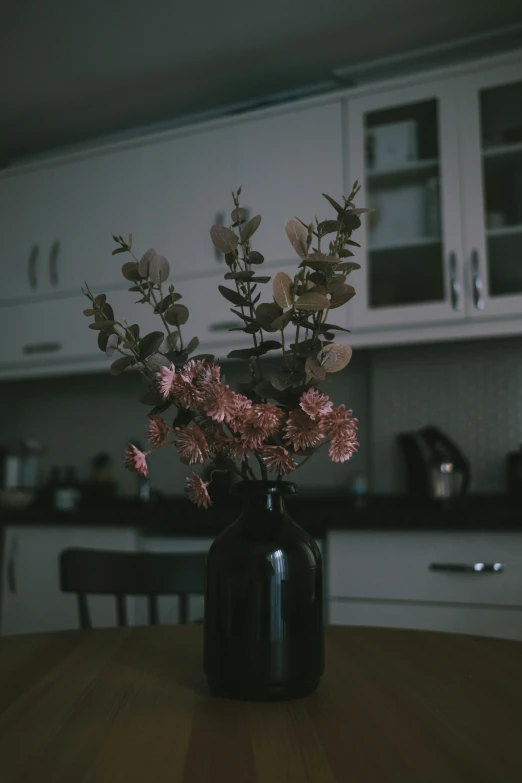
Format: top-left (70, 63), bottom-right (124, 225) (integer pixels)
top-left (82, 183), bottom-right (369, 508)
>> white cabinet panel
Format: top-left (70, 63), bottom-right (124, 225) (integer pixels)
top-left (142, 127), bottom-right (236, 280)
top-left (235, 101), bottom-right (344, 267)
top-left (1, 526), bottom-right (137, 636)
top-left (329, 599), bottom-right (522, 641)
top-left (327, 531), bottom-right (522, 608)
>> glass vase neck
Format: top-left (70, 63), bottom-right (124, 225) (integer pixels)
top-left (231, 480), bottom-right (297, 514)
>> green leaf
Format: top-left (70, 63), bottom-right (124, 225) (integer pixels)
top-left (89, 320), bottom-right (116, 331)
top-left (165, 304), bottom-right (189, 326)
top-left (295, 292), bottom-right (331, 311)
top-left (218, 285), bottom-right (248, 306)
top-left (322, 193), bottom-right (344, 214)
top-left (186, 336), bottom-right (200, 354)
top-left (121, 261), bottom-right (141, 281)
top-left (317, 219), bottom-right (340, 235)
top-left (318, 323), bottom-right (351, 333)
top-left (227, 348), bottom-right (258, 360)
top-left (273, 272), bottom-right (294, 309)
top-left (94, 294), bottom-right (107, 307)
top-left (256, 302), bottom-right (283, 332)
top-left (138, 248), bottom-right (158, 278)
top-left (339, 249), bottom-right (355, 258)
top-left (138, 331), bottom-right (165, 361)
top-left (224, 271), bottom-right (255, 281)
top-left (330, 284), bottom-right (356, 309)
top-left (154, 292), bottom-right (182, 314)
top-left (210, 225), bottom-right (239, 254)
top-left (247, 251), bottom-right (264, 265)
top-left (110, 355), bottom-right (135, 375)
top-left (231, 207), bottom-right (247, 223)
top-left (250, 276), bottom-right (271, 283)
top-left (242, 214), bottom-right (261, 241)
top-left (345, 239), bottom-right (361, 248)
top-left (97, 331), bottom-right (109, 353)
top-left (336, 261), bottom-right (361, 273)
top-left (111, 247), bottom-right (127, 255)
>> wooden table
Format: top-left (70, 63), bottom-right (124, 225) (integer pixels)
top-left (1, 625), bottom-right (521, 782)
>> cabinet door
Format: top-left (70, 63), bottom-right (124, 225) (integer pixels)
top-left (235, 101), bottom-right (344, 268)
top-left (458, 62), bottom-right (522, 319)
top-left (142, 127), bottom-right (236, 281)
top-left (0, 168), bottom-right (54, 301)
top-left (1, 526), bottom-right (136, 636)
top-left (346, 80), bottom-right (466, 330)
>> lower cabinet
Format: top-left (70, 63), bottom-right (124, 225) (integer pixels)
top-left (326, 530), bottom-right (522, 641)
top-left (0, 525), bottom-right (136, 636)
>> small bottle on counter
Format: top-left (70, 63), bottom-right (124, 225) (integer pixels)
top-left (52, 466), bottom-right (82, 512)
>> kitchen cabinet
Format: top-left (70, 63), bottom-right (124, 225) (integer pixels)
top-left (234, 101), bottom-right (344, 267)
top-left (0, 525), bottom-right (136, 636)
top-left (327, 530), bottom-right (522, 640)
top-left (0, 145), bottom-right (145, 304)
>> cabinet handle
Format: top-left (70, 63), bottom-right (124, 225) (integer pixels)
top-left (7, 538), bottom-right (18, 593)
top-left (214, 211), bottom-right (226, 262)
top-left (448, 251), bottom-right (460, 311)
top-left (23, 342), bottom-right (62, 355)
top-left (430, 562), bottom-right (504, 573)
top-left (28, 245), bottom-right (39, 290)
top-left (49, 240), bottom-right (60, 287)
top-left (471, 249), bottom-right (485, 311)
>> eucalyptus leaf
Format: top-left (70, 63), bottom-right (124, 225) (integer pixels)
top-left (89, 320), bottom-right (116, 331)
top-left (121, 261), bottom-right (141, 281)
top-left (321, 343), bottom-right (352, 372)
top-left (330, 284), bottom-right (356, 309)
top-left (165, 304), bottom-right (189, 326)
top-left (242, 214), bottom-right (261, 241)
top-left (305, 356), bottom-right (327, 381)
top-left (273, 272), bottom-right (294, 309)
top-left (231, 207), bottom-right (247, 223)
top-left (110, 355), bottom-right (135, 375)
top-left (317, 219), bottom-right (340, 235)
top-left (256, 303), bottom-right (283, 332)
top-left (138, 331), bottom-right (165, 361)
top-left (322, 193), bottom-right (344, 214)
top-left (95, 303), bottom-right (114, 322)
top-left (295, 292), bottom-right (331, 311)
top-left (82, 308), bottom-right (95, 316)
top-left (111, 247), bottom-right (127, 255)
top-left (250, 276), bottom-right (271, 283)
top-left (339, 249), bottom-right (355, 258)
top-left (210, 225), bottom-right (239, 254)
top-left (140, 386), bottom-right (165, 406)
top-left (186, 336), bottom-right (200, 354)
top-left (105, 333), bottom-right (119, 358)
top-left (148, 254), bottom-right (170, 285)
top-left (224, 271), bottom-right (254, 281)
top-left (138, 248), bottom-right (158, 278)
top-left (285, 219), bottom-right (308, 258)
top-left (218, 285), bottom-right (248, 306)
top-left (154, 292), bottom-right (182, 313)
top-left (97, 331), bottom-right (109, 352)
top-left (336, 261), bottom-right (361, 273)
top-left (94, 294), bottom-right (106, 307)
top-left (248, 251), bottom-right (264, 264)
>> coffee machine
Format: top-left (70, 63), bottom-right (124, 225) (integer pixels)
top-left (398, 426), bottom-right (470, 501)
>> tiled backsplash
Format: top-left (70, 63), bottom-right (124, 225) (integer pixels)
top-left (1, 335), bottom-right (520, 496)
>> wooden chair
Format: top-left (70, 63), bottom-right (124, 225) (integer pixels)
top-left (60, 548), bottom-right (207, 629)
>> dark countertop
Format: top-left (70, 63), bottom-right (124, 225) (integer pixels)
top-left (1, 493), bottom-right (521, 535)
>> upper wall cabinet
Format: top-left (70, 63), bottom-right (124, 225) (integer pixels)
top-left (141, 127), bottom-right (236, 280)
top-left (346, 80), bottom-right (466, 331)
top-left (234, 101), bottom-right (344, 267)
top-left (458, 63), bottom-right (522, 320)
top-left (0, 146), bottom-right (145, 304)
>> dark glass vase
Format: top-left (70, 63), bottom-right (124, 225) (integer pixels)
top-left (204, 481), bottom-right (324, 701)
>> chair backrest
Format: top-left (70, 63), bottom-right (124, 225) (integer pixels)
top-left (60, 548), bottom-right (207, 629)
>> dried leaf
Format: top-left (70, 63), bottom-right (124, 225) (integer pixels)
top-left (138, 332), bottom-right (165, 361)
top-left (330, 284), bottom-right (356, 309)
top-left (138, 249), bottom-right (158, 278)
top-left (305, 357), bottom-right (327, 381)
top-left (321, 343), bottom-right (352, 372)
top-left (218, 285), bottom-right (248, 306)
top-left (210, 225), bottom-right (239, 254)
top-left (248, 251), bottom-right (264, 265)
top-left (273, 272), bottom-right (294, 309)
top-left (295, 292), bottom-right (331, 311)
top-left (285, 219), bottom-right (308, 258)
top-left (256, 302), bottom-right (283, 332)
top-left (165, 304), bottom-right (189, 326)
top-left (242, 214), bottom-right (261, 241)
top-left (82, 308), bottom-right (95, 316)
top-left (148, 254), bottom-right (170, 285)
top-left (110, 355), bottom-right (135, 375)
top-left (122, 261), bottom-right (141, 281)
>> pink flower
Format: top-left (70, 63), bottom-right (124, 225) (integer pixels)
top-left (175, 424), bottom-right (210, 464)
top-left (323, 404), bottom-right (357, 436)
top-left (123, 443), bottom-right (148, 477)
top-left (157, 363), bottom-right (177, 400)
top-left (243, 404), bottom-right (284, 438)
top-left (170, 374), bottom-right (205, 409)
top-left (221, 436), bottom-right (251, 461)
top-left (328, 432), bottom-right (359, 463)
top-left (283, 409), bottom-right (324, 452)
top-left (182, 359), bottom-right (207, 381)
top-left (146, 414), bottom-right (169, 448)
top-left (228, 393), bottom-right (253, 433)
top-left (201, 382), bottom-right (237, 423)
top-left (194, 362), bottom-right (221, 388)
top-left (259, 445), bottom-right (295, 475)
top-left (185, 471), bottom-right (212, 509)
top-left (299, 387), bottom-right (333, 421)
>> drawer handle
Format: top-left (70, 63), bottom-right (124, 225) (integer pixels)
top-left (430, 562), bottom-right (504, 573)
top-left (23, 342), bottom-right (62, 355)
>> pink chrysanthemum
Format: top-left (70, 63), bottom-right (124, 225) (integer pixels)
top-left (170, 374), bottom-right (205, 409)
top-left (123, 443), bottom-right (148, 477)
top-left (175, 424), bottom-right (210, 464)
top-left (323, 404), bottom-right (357, 436)
top-left (201, 382), bottom-right (237, 423)
top-left (328, 432), bottom-right (359, 463)
top-left (283, 409), bottom-right (324, 452)
top-left (194, 362), bottom-right (221, 388)
top-left (146, 414), bottom-right (170, 448)
top-left (259, 445), bottom-right (296, 475)
top-left (299, 387), bottom-right (333, 421)
top-left (185, 471), bottom-right (212, 509)
top-left (182, 359), bottom-right (207, 381)
top-left (157, 363), bottom-right (177, 400)
top-left (228, 393), bottom-right (253, 433)
top-left (243, 404), bottom-right (284, 438)
top-left (221, 436), bottom-right (251, 462)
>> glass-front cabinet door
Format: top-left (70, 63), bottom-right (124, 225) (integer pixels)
top-left (459, 63), bottom-right (522, 319)
top-left (346, 81), bottom-right (466, 329)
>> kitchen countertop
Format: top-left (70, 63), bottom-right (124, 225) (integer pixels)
top-left (1, 494), bottom-right (521, 535)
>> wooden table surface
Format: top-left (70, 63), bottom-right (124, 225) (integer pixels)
top-left (1, 625), bottom-right (521, 783)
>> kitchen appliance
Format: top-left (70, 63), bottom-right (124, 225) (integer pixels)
top-left (398, 426), bottom-right (470, 501)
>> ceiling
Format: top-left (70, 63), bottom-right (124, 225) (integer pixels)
top-left (1, 0), bottom-right (522, 162)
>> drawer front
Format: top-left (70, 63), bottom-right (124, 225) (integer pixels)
top-left (327, 531), bottom-right (522, 607)
top-left (329, 599), bottom-right (522, 642)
